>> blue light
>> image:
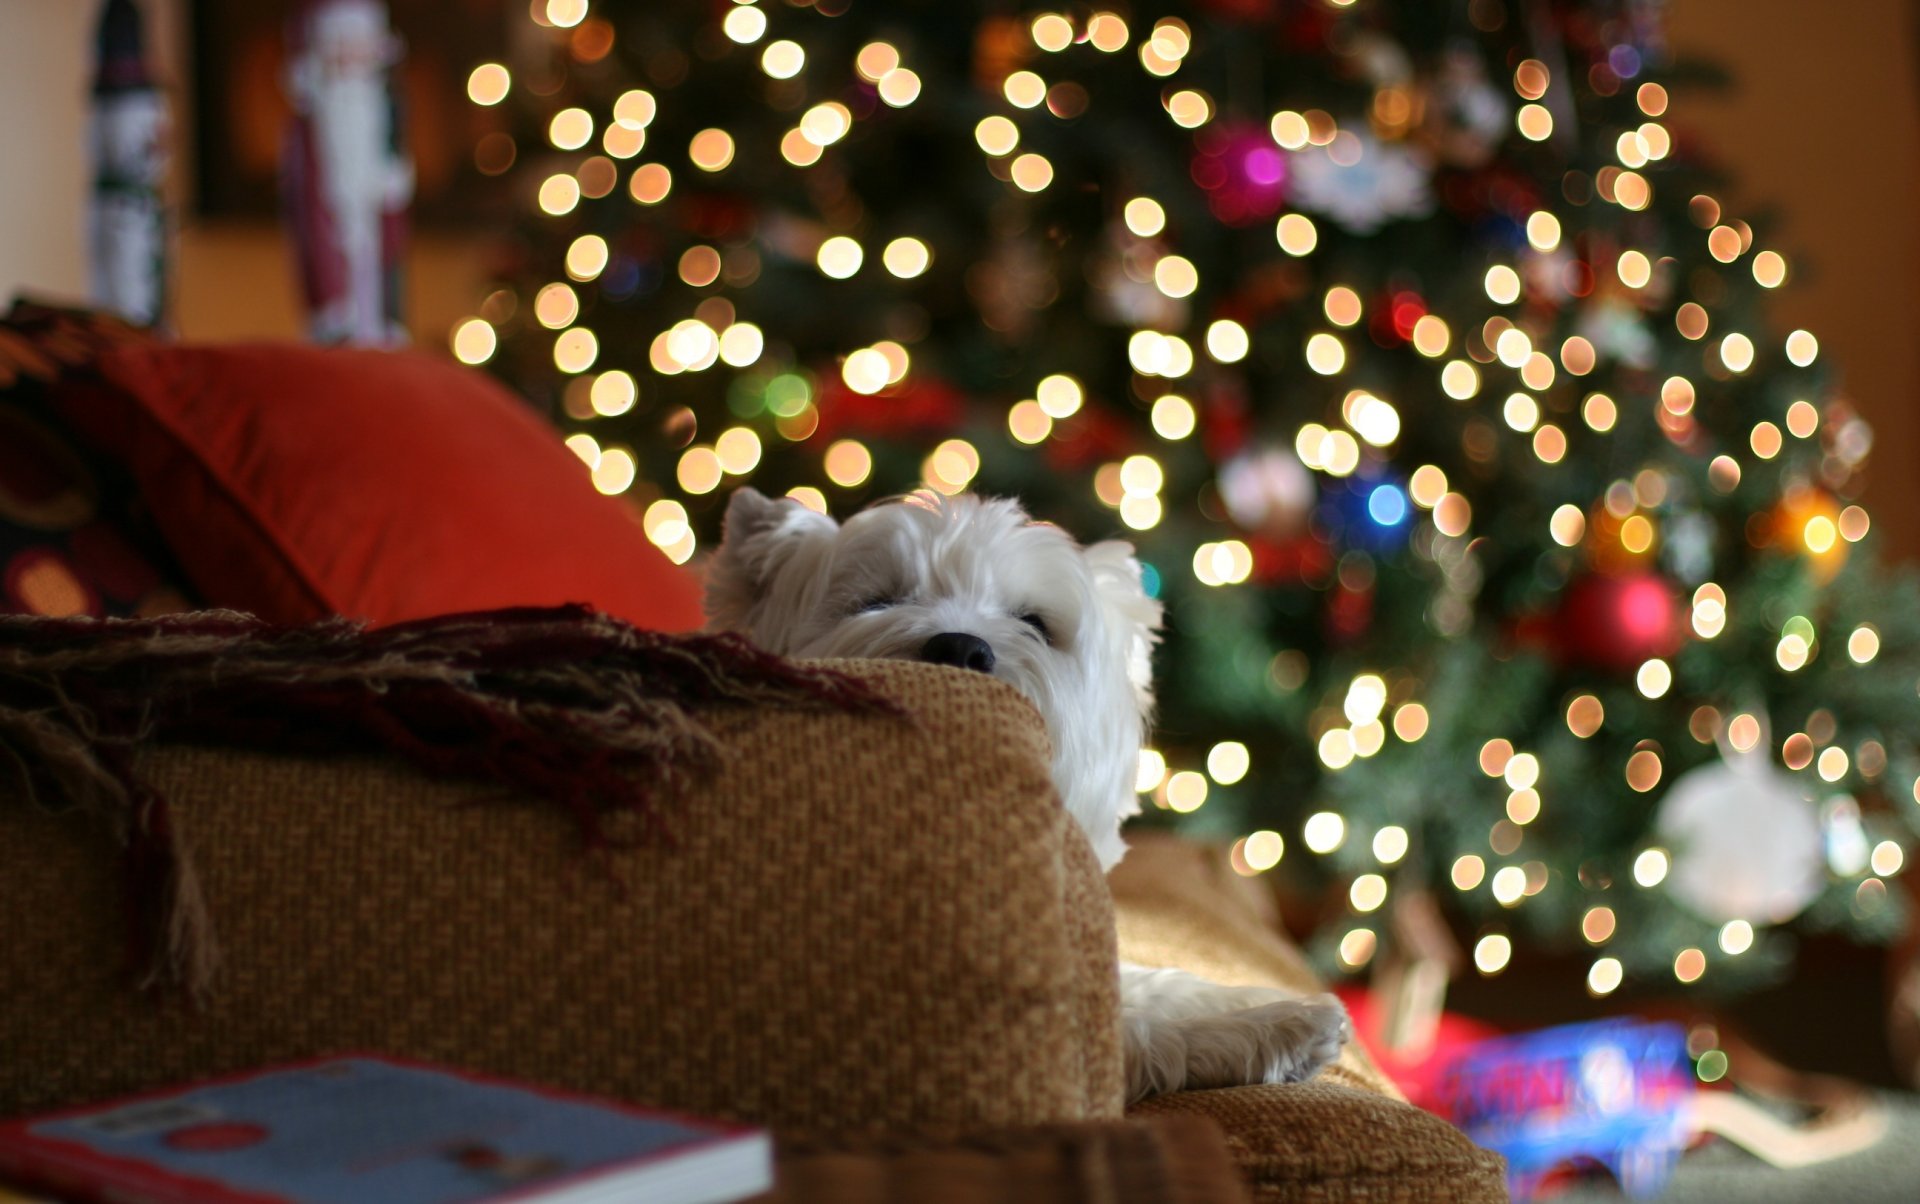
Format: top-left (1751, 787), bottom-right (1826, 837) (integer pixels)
top-left (1140, 562), bottom-right (1162, 599)
top-left (1368, 484), bottom-right (1409, 527)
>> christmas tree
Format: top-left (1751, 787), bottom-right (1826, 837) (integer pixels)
top-left (462, 0), bottom-right (1919, 999)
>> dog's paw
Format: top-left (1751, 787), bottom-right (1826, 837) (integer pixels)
top-left (1124, 992), bottom-right (1351, 1101)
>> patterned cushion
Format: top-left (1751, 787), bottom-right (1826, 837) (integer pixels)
top-left (0, 303), bottom-right (194, 618)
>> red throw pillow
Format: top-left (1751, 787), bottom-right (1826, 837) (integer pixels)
top-left (53, 342), bottom-right (705, 631)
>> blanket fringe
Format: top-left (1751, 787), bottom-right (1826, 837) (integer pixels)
top-left (0, 605), bottom-right (899, 998)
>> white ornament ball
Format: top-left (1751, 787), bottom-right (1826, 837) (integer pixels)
top-left (1655, 755), bottom-right (1824, 924)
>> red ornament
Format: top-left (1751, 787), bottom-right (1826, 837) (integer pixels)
top-left (1552, 571), bottom-right (1682, 673)
top-left (811, 374), bottom-right (966, 443)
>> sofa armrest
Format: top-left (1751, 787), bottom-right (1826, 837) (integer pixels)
top-left (0, 658), bottom-right (1123, 1137)
top-left (1111, 836), bottom-right (1509, 1201)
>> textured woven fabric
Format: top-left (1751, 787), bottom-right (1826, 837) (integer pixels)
top-left (1109, 834), bottom-right (1394, 1098)
top-left (1112, 835), bottom-right (1508, 1202)
top-left (764, 1116), bottom-right (1250, 1204)
top-left (0, 658), bottom-right (1124, 1137)
top-left (1131, 1084), bottom-right (1508, 1203)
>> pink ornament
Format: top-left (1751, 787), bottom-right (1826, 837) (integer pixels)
top-left (1190, 123), bottom-right (1287, 227)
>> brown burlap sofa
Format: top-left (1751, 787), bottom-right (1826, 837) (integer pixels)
top-left (1, 658), bottom-right (1504, 1201)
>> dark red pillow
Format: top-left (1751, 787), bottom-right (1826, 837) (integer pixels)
top-left (53, 342), bottom-right (705, 631)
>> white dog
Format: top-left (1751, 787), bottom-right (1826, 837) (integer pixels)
top-left (705, 487), bottom-right (1350, 1101)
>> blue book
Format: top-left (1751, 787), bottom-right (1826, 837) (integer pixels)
top-left (0, 1055), bottom-right (771, 1204)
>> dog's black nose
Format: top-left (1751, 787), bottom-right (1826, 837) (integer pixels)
top-left (920, 632), bottom-right (995, 674)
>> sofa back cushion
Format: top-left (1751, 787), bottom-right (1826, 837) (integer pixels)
top-left (0, 660), bottom-right (1123, 1137)
top-left (53, 341), bottom-right (703, 631)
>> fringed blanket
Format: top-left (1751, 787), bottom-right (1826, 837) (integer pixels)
top-left (0, 605), bottom-right (898, 996)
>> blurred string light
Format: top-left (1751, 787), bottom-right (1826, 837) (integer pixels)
top-left (489, 2), bottom-right (1915, 1000)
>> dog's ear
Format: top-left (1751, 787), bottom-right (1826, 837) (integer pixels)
top-left (1083, 540), bottom-right (1164, 714)
top-left (703, 487), bottom-right (838, 632)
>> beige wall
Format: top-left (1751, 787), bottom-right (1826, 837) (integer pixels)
top-left (0, 2), bottom-right (96, 303)
top-left (1668, 0), bottom-right (1920, 561)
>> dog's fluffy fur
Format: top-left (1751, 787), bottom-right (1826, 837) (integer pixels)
top-left (706, 487), bottom-right (1349, 1100)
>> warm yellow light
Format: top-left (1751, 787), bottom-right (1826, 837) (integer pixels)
top-left (538, 174), bottom-right (581, 215)
top-left (1633, 848), bottom-right (1669, 887)
top-left (591, 446), bottom-right (635, 495)
top-left (1475, 934), bottom-right (1513, 975)
top-left (1036, 373), bottom-right (1083, 419)
top-left (1153, 255), bottom-right (1198, 298)
top-left (841, 347), bottom-right (890, 395)
top-left (816, 235), bottom-right (864, 279)
top-left (1207, 741), bottom-right (1251, 786)
top-left (553, 326), bottom-right (599, 373)
top-left (451, 318), bottom-right (496, 365)
top-left (1502, 392), bottom-right (1539, 432)
top-left (1526, 211), bottom-right (1561, 251)
top-left (800, 102), bottom-right (852, 147)
top-left (1004, 70), bottom-right (1047, 109)
top-left (1393, 703), bottom-right (1429, 742)
top-left (855, 41), bottom-right (901, 82)
top-left (1484, 265), bottom-right (1521, 305)
top-left (974, 115), bottom-right (1020, 156)
top-left (643, 499), bottom-right (689, 547)
top-left (1303, 811), bottom-right (1346, 853)
top-left (1165, 89), bottom-right (1212, 128)
top-left (1031, 13), bottom-right (1074, 52)
top-left (1244, 830), bottom-right (1284, 872)
top-left (1275, 214), bottom-right (1318, 256)
top-left (1087, 11), bottom-right (1129, 51)
top-left (1409, 465), bottom-right (1447, 508)
top-left (877, 68), bottom-right (921, 107)
top-left (1305, 333), bottom-right (1345, 375)
top-left (1150, 394), bottom-right (1195, 440)
top-left (823, 439), bottom-right (872, 488)
top-left (1124, 197), bottom-right (1165, 237)
top-left (589, 370), bottom-right (636, 417)
top-left (1008, 400), bottom-right (1052, 445)
top-left (1010, 153), bottom-right (1054, 191)
top-left (629, 163), bottom-right (672, 204)
top-left (722, 5), bottom-right (766, 43)
top-left (1452, 855), bottom-right (1486, 891)
top-left (467, 63), bottom-right (510, 106)
top-left (1588, 958), bottom-right (1623, 996)
top-left (1785, 329), bottom-right (1819, 366)
top-left (761, 39), bottom-right (805, 79)
top-left (718, 322), bottom-right (764, 368)
top-left (1720, 333), bottom-right (1754, 373)
top-left (1441, 360), bottom-right (1480, 400)
top-left (1372, 826), bottom-right (1408, 866)
top-left (1517, 103), bottom-right (1552, 140)
top-left (677, 446), bottom-right (723, 495)
top-left (1270, 110), bottom-right (1309, 149)
top-left (1720, 920), bottom-right (1754, 956)
top-left (880, 237), bottom-right (931, 279)
top-left (1136, 748), bottom-right (1167, 793)
top-left (613, 90), bottom-right (657, 130)
top-left (689, 128), bottom-right (735, 172)
top-left (565, 234), bottom-right (609, 281)
top-left (1350, 873), bottom-right (1388, 913)
top-left (1204, 320), bottom-right (1249, 363)
top-left (1411, 315), bottom-right (1449, 357)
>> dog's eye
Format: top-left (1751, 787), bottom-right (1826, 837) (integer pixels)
top-left (1018, 612), bottom-right (1053, 644)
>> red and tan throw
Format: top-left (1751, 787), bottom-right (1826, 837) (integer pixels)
top-left (0, 605), bottom-right (898, 996)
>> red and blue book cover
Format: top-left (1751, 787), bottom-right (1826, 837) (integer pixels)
top-left (0, 1055), bottom-right (771, 1204)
